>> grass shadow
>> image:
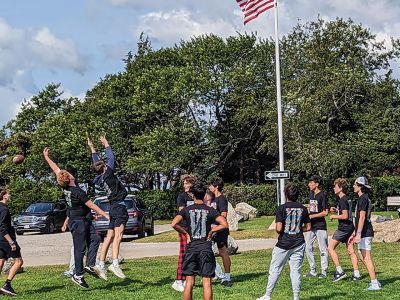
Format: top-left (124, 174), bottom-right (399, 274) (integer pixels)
top-left (98, 278), bottom-right (138, 290)
top-left (309, 292), bottom-right (346, 299)
top-left (229, 272), bottom-right (265, 283)
top-left (27, 284), bottom-right (65, 293)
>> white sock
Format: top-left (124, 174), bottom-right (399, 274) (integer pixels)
top-left (353, 270), bottom-right (360, 277)
top-left (112, 259), bottom-right (119, 267)
top-left (371, 279), bottom-right (379, 285)
top-left (99, 261), bottom-right (105, 269)
top-left (336, 266), bottom-right (343, 273)
top-left (224, 273), bottom-right (231, 281)
top-left (215, 263), bottom-right (225, 278)
top-left (175, 280), bottom-right (182, 284)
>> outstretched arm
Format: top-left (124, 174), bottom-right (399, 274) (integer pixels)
top-left (43, 147), bottom-right (61, 175)
top-left (87, 137), bottom-right (101, 163)
top-left (100, 136), bottom-right (115, 169)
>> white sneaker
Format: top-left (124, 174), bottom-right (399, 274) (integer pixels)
top-left (93, 265), bottom-right (108, 281)
top-left (171, 280), bottom-right (185, 292)
top-left (256, 295), bottom-right (271, 300)
top-left (108, 265), bottom-right (126, 279)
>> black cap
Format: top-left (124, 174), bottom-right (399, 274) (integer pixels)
top-left (309, 175), bottom-right (322, 185)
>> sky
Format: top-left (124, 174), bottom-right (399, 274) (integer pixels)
top-left (1, 0), bottom-right (399, 126)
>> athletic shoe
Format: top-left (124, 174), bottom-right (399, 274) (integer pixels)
top-left (93, 265), bottom-right (108, 281)
top-left (0, 283), bottom-right (17, 296)
top-left (256, 295), bottom-right (271, 300)
top-left (171, 280), bottom-right (185, 292)
top-left (63, 270), bottom-right (74, 278)
top-left (108, 265), bottom-right (126, 279)
top-left (221, 279), bottom-right (233, 287)
top-left (367, 282), bottom-right (381, 291)
top-left (352, 274), bottom-right (362, 281)
top-left (303, 272), bottom-right (318, 278)
top-left (332, 271), bottom-right (347, 282)
top-left (71, 275), bottom-right (89, 289)
top-left (318, 273), bottom-right (327, 279)
top-left (84, 266), bottom-right (99, 278)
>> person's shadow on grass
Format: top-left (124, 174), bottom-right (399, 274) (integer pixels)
top-left (309, 292), bottom-right (346, 299)
top-left (28, 284), bottom-right (65, 293)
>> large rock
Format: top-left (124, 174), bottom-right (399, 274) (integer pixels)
top-left (373, 218), bottom-right (400, 243)
top-left (235, 202), bottom-right (258, 221)
top-left (227, 201), bottom-right (239, 231)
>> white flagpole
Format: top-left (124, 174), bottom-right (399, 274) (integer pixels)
top-left (273, 0), bottom-right (286, 204)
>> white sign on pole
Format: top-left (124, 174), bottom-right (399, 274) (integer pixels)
top-left (264, 171), bottom-right (290, 180)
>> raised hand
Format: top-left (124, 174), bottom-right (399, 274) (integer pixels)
top-left (100, 136), bottom-right (109, 148)
top-left (43, 147), bottom-right (50, 158)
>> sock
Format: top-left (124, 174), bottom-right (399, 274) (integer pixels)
top-left (112, 259), bottom-right (119, 267)
top-left (175, 280), bottom-right (182, 284)
top-left (224, 273), bottom-right (231, 281)
top-left (215, 263), bottom-right (224, 279)
top-left (371, 279), bottom-right (379, 285)
top-left (99, 261), bottom-right (105, 269)
top-left (336, 266), bottom-right (343, 273)
top-left (353, 270), bottom-right (360, 277)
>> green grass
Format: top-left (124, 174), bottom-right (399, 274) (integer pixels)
top-left (140, 212), bottom-right (396, 243)
top-left (8, 243), bottom-right (400, 299)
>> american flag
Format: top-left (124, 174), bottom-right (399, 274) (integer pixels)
top-left (236, 0), bottom-right (275, 25)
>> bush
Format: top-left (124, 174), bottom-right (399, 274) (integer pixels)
top-left (369, 176), bottom-right (400, 210)
top-left (224, 184), bottom-right (277, 216)
top-left (137, 189), bottom-right (179, 220)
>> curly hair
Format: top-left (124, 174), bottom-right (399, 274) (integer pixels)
top-left (180, 174), bottom-right (197, 185)
top-left (56, 170), bottom-right (71, 188)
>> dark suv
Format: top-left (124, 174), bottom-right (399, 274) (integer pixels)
top-left (92, 195), bottom-right (154, 238)
top-left (13, 201), bottom-right (68, 235)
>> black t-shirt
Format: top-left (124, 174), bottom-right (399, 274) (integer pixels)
top-left (177, 192), bottom-right (194, 227)
top-left (210, 194), bottom-right (229, 234)
top-left (337, 195), bottom-right (354, 233)
top-left (355, 193), bottom-right (374, 238)
top-left (275, 201), bottom-right (311, 250)
top-left (178, 203), bottom-right (220, 250)
top-left (101, 167), bottom-right (128, 205)
top-left (0, 203), bottom-right (16, 242)
top-left (309, 191), bottom-right (328, 230)
top-left (63, 186), bottom-right (91, 219)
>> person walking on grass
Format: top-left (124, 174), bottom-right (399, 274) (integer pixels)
top-left (208, 177), bottom-right (232, 287)
top-left (172, 175), bottom-right (196, 292)
top-left (0, 188), bottom-right (24, 296)
top-left (87, 136), bottom-right (128, 280)
top-left (257, 183), bottom-right (311, 300)
top-left (171, 182), bottom-right (228, 300)
top-left (328, 178), bottom-right (361, 282)
top-left (43, 148), bottom-right (108, 289)
top-left (353, 177), bottom-right (381, 291)
top-left (304, 175), bottom-right (329, 278)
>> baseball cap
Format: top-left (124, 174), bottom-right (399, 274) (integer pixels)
top-left (354, 176), bottom-right (371, 189)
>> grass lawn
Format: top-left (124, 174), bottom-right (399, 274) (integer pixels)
top-left (9, 242), bottom-right (400, 299)
top-left (138, 212), bottom-right (398, 243)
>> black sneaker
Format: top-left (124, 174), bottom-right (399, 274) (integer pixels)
top-left (84, 266), bottom-right (99, 278)
top-left (0, 283), bottom-right (17, 296)
top-left (71, 275), bottom-right (89, 289)
top-left (352, 274), bottom-right (362, 281)
top-left (332, 271), bottom-right (347, 282)
top-left (221, 280), bottom-right (233, 287)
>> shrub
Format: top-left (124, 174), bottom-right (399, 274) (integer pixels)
top-left (137, 189), bottom-right (179, 220)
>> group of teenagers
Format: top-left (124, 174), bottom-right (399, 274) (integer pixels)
top-left (0, 135), bottom-right (382, 299)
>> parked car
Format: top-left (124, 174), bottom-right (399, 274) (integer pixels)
top-left (13, 201), bottom-right (68, 235)
top-left (92, 195), bottom-right (154, 238)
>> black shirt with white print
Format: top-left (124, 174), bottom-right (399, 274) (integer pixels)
top-left (177, 192), bottom-right (194, 228)
top-left (275, 201), bottom-right (310, 250)
top-left (337, 195), bottom-right (354, 233)
top-left (178, 203), bottom-right (220, 250)
top-left (0, 202), bottom-right (16, 242)
top-left (63, 186), bottom-right (91, 219)
top-left (309, 191), bottom-right (328, 230)
top-left (355, 193), bottom-right (374, 238)
top-left (210, 194), bottom-right (229, 234)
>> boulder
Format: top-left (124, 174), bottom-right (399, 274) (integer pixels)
top-left (235, 202), bottom-right (258, 220)
top-left (373, 218), bottom-right (400, 243)
top-left (227, 201), bottom-right (239, 231)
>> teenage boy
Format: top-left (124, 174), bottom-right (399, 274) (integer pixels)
top-left (171, 182), bottom-right (228, 300)
top-left (0, 188), bottom-right (24, 296)
top-left (43, 148), bottom-right (109, 289)
top-left (172, 175), bottom-right (196, 292)
top-left (328, 178), bottom-right (360, 282)
top-left (208, 177), bottom-right (232, 287)
top-left (304, 175), bottom-right (329, 278)
top-left (88, 136), bottom-right (128, 280)
top-left (353, 177), bottom-right (381, 291)
top-left (257, 183), bottom-right (311, 300)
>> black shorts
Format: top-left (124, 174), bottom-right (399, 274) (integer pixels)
top-left (182, 244), bottom-right (216, 278)
top-left (0, 242), bottom-right (22, 260)
top-left (213, 230), bottom-right (229, 249)
top-left (332, 230), bottom-right (353, 243)
top-left (109, 204), bottom-right (128, 229)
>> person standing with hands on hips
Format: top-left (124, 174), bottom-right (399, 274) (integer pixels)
top-left (304, 175), bottom-right (329, 278)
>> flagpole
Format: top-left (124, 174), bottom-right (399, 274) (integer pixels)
top-left (273, 0), bottom-right (285, 204)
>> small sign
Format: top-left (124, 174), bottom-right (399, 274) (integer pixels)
top-left (264, 170), bottom-right (290, 180)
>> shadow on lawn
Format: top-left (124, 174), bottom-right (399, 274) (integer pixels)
top-left (98, 278), bottom-right (137, 290)
top-left (230, 272), bottom-right (265, 283)
top-left (28, 284), bottom-right (65, 293)
top-left (379, 276), bottom-right (400, 286)
top-left (308, 292), bottom-right (346, 299)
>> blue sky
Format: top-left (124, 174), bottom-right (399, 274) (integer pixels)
top-left (1, 0), bottom-right (399, 126)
